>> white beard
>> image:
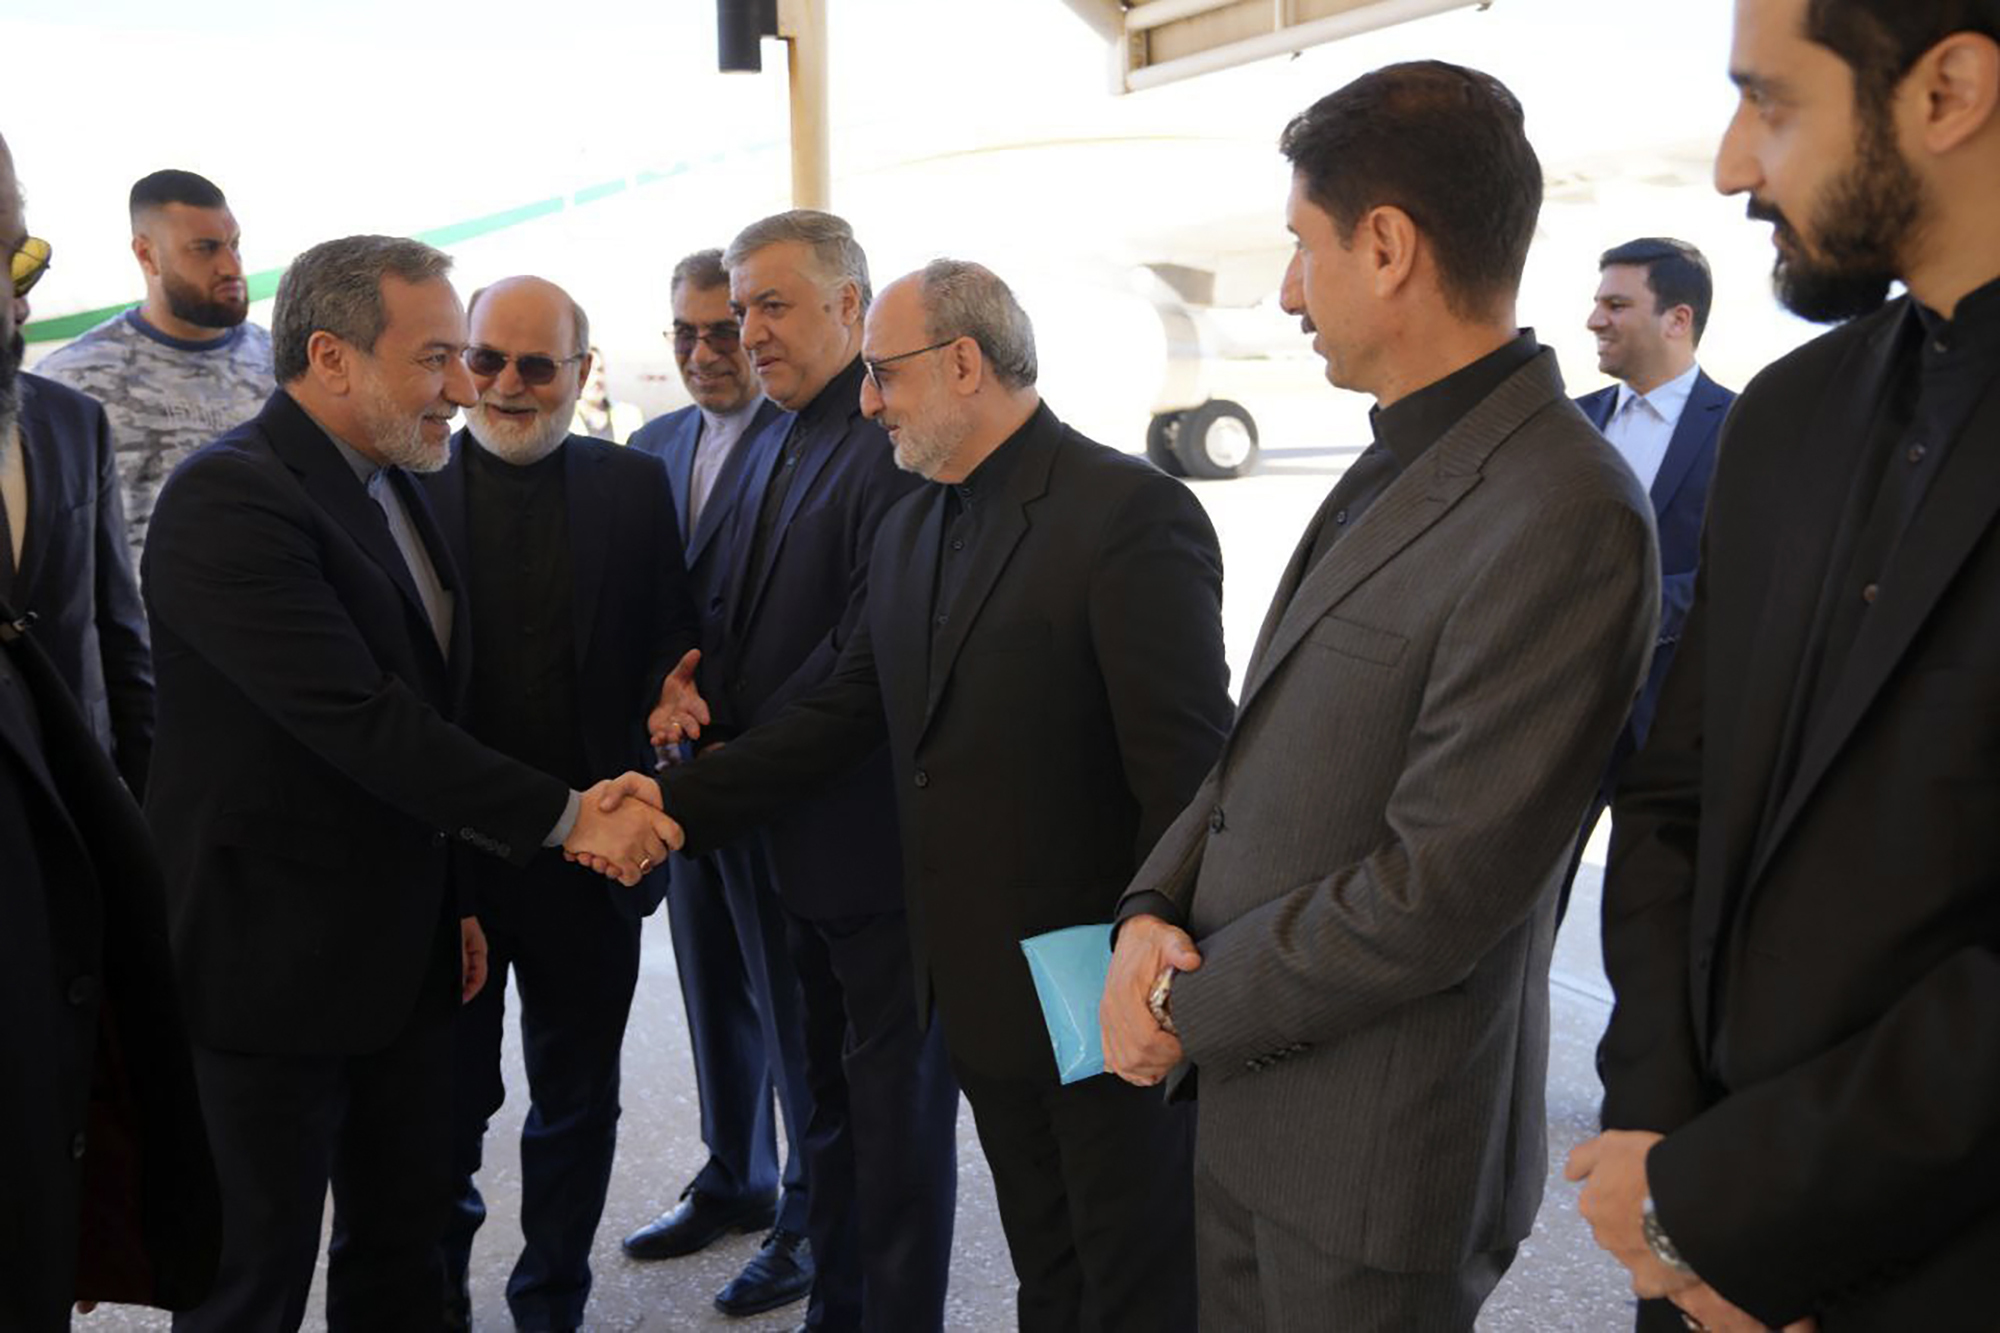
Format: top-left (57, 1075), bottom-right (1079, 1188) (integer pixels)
top-left (468, 398), bottom-right (569, 466)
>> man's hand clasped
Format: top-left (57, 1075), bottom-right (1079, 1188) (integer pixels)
top-left (563, 771), bottom-right (684, 885)
top-left (1102, 913), bottom-right (1203, 1087)
top-left (1566, 1130), bottom-right (1817, 1333)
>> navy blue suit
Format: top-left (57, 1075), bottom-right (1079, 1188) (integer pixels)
top-left (421, 429), bottom-right (700, 1328)
top-left (1559, 369), bottom-right (1733, 925)
top-left (144, 390), bottom-right (571, 1331)
top-left (676, 358), bottom-right (957, 1332)
top-left (629, 400), bottom-right (816, 1233)
top-left (12, 373), bottom-right (152, 794)
top-left (1576, 368), bottom-right (1734, 752)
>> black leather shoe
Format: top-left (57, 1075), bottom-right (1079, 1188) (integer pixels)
top-left (713, 1227), bottom-right (813, 1317)
top-left (622, 1185), bottom-right (778, 1260)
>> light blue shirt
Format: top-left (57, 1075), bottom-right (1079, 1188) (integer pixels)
top-left (1605, 362), bottom-right (1701, 494)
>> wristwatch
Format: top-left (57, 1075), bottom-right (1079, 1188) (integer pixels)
top-left (1147, 966), bottom-right (1178, 1036)
top-left (1641, 1195), bottom-right (1694, 1274)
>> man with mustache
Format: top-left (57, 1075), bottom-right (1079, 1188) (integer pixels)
top-left (421, 275), bottom-right (701, 1333)
top-left (1571, 0), bottom-right (2000, 1328)
top-left (141, 236), bottom-right (680, 1332)
top-left (621, 249), bottom-right (814, 1320)
top-left (33, 170), bottom-right (274, 562)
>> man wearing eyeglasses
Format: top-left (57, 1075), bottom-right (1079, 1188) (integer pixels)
top-left (32, 169), bottom-right (274, 563)
top-left (622, 258), bottom-right (1230, 1332)
top-left (2, 202), bottom-right (153, 799)
top-left (621, 250), bottom-right (816, 1320)
top-left (419, 275), bottom-right (701, 1333)
top-left (635, 210), bottom-right (951, 1333)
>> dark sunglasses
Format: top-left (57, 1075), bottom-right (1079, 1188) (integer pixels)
top-left (462, 345), bottom-right (584, 386)
top-left (670, 322), bottom-right (742, 356)
top-left (11, 236), bottom-right (51, 299)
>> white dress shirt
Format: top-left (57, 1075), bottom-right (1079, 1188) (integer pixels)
top-left (1604, 361), bottom-right (1701, 494)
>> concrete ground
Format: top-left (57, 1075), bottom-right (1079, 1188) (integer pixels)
top-left (83, 439), bottom-right (1648, 1332)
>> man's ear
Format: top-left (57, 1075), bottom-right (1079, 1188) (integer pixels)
top-left (1911, 30), bottom-right (2000, 156)
top-left (305, 330), bottom-right (353, 396)
top-left (1364, 205), bottom-right (1419, 299)
top-left (131, 232), bottom-right (159, 280)
top-left (1663, 302), bottom-right (1696, 343)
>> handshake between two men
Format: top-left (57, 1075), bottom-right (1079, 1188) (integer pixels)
top-left (561, 648), bottom-right (711, 884)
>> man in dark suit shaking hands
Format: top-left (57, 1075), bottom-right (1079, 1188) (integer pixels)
top-left (142, 235), bottom-right (679, 1332)
top-left (1572, 0), bottom-right (2000, 1328)
top-left (631, 259), bottom-right (1232, 1330)
top-left (1560, 238), bottom-right (1734, 924)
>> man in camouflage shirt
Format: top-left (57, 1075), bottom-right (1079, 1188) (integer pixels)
top-left (32, 169), bottom-right (273, 562)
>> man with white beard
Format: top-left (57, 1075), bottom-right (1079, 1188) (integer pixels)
top-left (420, 275), bottom-right (703, 1333)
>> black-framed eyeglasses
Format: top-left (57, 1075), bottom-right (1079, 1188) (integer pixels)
top-left (11, 236), bottom-right (51, 299)
top-left (862, 337), bottom-right (957, 392)
top-left (462, 345), bottom-right (585, 386)
top-left (670, 322), bottom-right (742, 356)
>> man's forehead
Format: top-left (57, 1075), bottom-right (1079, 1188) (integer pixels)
top-left (472, 288), bottom-right (572, 348)
top-left (862, 285), bottom-right (921, 352)
top-left (152, 202), bottom-right (240, 239)
top-left (675, 282), bottom-right (734, 322)
top-left (1596, 265), bottom-right (1649, 297)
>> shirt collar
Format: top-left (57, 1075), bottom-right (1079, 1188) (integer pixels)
top-left (946, 402), bottom-right (1043, 509)
top-left (1369, 331), bottom-right (1540, 469)
top-left (699, 394), bottom-right (766, 440)
top-left (1614, 361), bottom-right (1702, 423)
top-left (792, 355), bottom-right (866, 439)
top-left (1914, 270), bottom-right (2000, 358)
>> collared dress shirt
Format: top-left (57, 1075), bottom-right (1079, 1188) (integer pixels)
top-left (1603, 361), bottom-right (1702, 494)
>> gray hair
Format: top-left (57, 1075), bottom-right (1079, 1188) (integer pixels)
top-left (273, 235), bottom-right (454, 383)
top-left (671, 248), bottom-right (729, 296)
top-left (917, 259), bottom-right (1037, 390)
top-left (724, 209), bottom-right (872, 310)
top-left (465, 281), bottom-right (591, 358)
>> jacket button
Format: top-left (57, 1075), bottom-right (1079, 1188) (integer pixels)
top-left (71, 1132), bottom-right (87, 1160)
top-left (1208, 806), bottom-right (1225, 833)
top-left (67, 976), bottom-right (94, 1006)
top-left (431, 831), bottom-right (447, 848)
top-left (913, 770), bottom-right (931, 789)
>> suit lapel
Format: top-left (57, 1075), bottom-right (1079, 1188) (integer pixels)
top-left (1234, 352), bottom-right (1564, 715)
top-left (664, 412), bottom-right (698, 542)
top-left (11, 398), bottom-right (55, 601)
top-left (1650, 372), bottom-right (1726, 515)
top-left (718, 412), bottom-right (790, 628)
top-left (564, 439), bottom-right (609, 671)
top-left (1579, 385), bottom-right (1617, 432)
top-left (738, 413), bottom-right (842, 629)
top-left (386, 466), bottom-right (462, 701)
top-left (877, 494), bottom-right (939, 740)
top-left (267, 395), bottom-right (437, 650)
top-left (1750, 368), bottom-right (2000, 888)
top-left (689, 401), bottom-right (782, 566)
top-left (920, 421), bottom-right (1053, 735)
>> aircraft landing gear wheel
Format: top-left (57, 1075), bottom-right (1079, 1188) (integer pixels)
top-left (1146, 411), bottom-right (1188, 477)
top-left (1173, 399), bottom-right (1259, 480)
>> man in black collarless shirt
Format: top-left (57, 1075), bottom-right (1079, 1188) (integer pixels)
top-left (1095, 64), bottom-right (1658, 1330)
top-left (1577, 2), bottom-right (2000, 1329)
top-left (643, 259), bottom-right (1232, 1331)
top-left (650, 211), bottom-right (950, 1333)
top-left (421, 276), bottom-right (700, 1333)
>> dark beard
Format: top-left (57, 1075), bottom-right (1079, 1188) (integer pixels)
top-left (1751, 101), bottom-right (1923, 324)
top-left (162, 270), bottom-right (249, 330)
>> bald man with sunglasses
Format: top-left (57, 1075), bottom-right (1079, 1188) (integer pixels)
top-left (421, 275), bottom-right (702, 1333)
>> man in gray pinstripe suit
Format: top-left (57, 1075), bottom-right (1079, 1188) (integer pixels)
top-left (1103, 62), bottom-right (1660, 1331)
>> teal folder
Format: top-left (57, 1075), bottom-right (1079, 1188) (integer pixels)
top-left (1019, 923), bottom-right (1114, 1084)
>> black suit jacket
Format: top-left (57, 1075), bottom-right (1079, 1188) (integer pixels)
top-left (13, 373), bottom-right (153, 793)
top-left (1601, 300), bottom-right (2000, 1327)
top-left (141, 391), bottom-right (569, 1056)
top-left (421, 429), bottom-right (701, 917)
top-left (691, 358), bottom-right (922, 919)
top-left (1576, 368), bottom-right (1732, 753)
top-left (664, 405), bottom-right (1233, 1077)
top-left (0, 602), bottom-right (217, 1330)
